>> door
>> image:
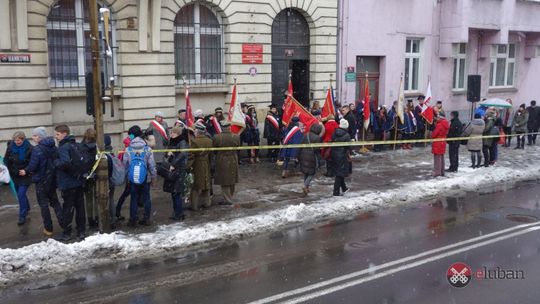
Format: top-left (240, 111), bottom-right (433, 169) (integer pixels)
top-left (356, 56), bottom-right (380, 109)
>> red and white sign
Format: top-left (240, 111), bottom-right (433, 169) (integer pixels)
top-left (242, 44), bottom-right (263, 64)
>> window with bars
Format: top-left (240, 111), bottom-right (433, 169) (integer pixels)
top-left (404, 38), bottom-right (421, 92)
top-left (489, 44), bottom-right (516, 88)
top-left (452, 43), bottom-right (467, 90)
top-left (174, 3), bottom-right (226, 85)
top-left (47, 0), bottom-right (118, 88)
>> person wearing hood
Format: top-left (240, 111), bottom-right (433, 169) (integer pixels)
top-left (462, 113), bottom-right (485, 168)
top-left (163, 126), bottom-right (188, 220)
top-left (187, 121), bottom-right (213, 211)
top-left (513, 104), bottom-right (529, 149)
top-left (81, 128), bottom-right (99, 229)
top-left (331, 119), bottom-right (352, 196)
top-left (501, 99), bottom-right (514, 147)
top-left (322, 114), bottom-right (339, 177)
top-left (213, 120), bottom-right (241, 205)
top-left (431, 114), bottom-right (450, 177)
top-left (54, 125), bottom-right (86, 241)
top-left (116, 125), bottom-right (142, 221)
top-left (21, 127), bottom-right (63, 236)
top-left (446, 111), bottom-right (463, 172)
top-left (4, 131), bottom-right (33, 225)
top-left (526, 100), bottom-right (540, 145)
top-left (482, 111), bottom-right (497, 167)
top-left (298, 124), bottom-right (323, 196)
top-left (147, 111), bottom-right (169, 163)
top-left (123, 129), bottom-right (157, 226)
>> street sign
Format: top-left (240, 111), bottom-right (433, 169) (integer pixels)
top-left (0, 54), bottom-right (31, 63)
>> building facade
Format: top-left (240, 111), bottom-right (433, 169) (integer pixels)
top-left (0, 0), bottom-right (338, 151)
top-left (338, 0), bottom-right (540, 116)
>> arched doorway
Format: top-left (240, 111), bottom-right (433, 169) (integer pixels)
top-left (271, 9), bottom-right (310, 107)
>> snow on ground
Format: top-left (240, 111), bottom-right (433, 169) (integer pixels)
top-left (1, 162), bottom-right (539, 287)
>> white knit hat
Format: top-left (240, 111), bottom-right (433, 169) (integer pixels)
top-left (339, 119), bottom-right (349, 129)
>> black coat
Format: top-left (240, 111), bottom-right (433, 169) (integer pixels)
top-left (4, 141), bottom-right (33, 186)
top-left (344, 111), bottom-right (357, 139)
top-left (298, 124), bottom-right (322, 175)
top-left (163, 138), bottom-right (188, 194)
top-left (331, 128), bottom-right (351, 177)
top-left (263, 112), bottom-right (282, 141)
top-left (527, 106), bottom-right (540, 130)
top-left (448, 117), bottom-right (463, 142)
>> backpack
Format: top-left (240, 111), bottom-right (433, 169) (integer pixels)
top-left (127, 147), bottom-right (148, 185)
top-left (109, 155), bottom-right (126, 186)
top-left (69, 143), bottom-right (96, 179)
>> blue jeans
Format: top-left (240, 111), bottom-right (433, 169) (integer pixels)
top-left (172, 193), bottom-right (184, 217)
top-left (16, 184), bottom-right (30, 219)
top-left (130, 182), bottom-right (151, 220)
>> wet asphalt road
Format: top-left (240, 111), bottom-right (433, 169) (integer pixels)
top-left (3, 181), bottom-right (540, 304)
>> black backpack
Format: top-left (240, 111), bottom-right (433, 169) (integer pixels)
top-left (69, 142), bottom-right (96, 179)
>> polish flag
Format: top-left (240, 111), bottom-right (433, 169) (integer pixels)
top-left (363, 77), bottom-right (371, 130)
top-left (228, 82), bottom-right (245, 134)
top-left (421, 81), bottom-right (435, 124)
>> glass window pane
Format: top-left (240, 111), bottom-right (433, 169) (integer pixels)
top-left (412, 40), bottom-right (420, 53)
top-left (458, 58), bottom-right (466, 88)
top-left (412, 58), bottom-right (419, 90)
top-left (175, 33), bottom-right (195, 80)
top-left (498, 45), bottom-right (507, 54)
top-left (404, 58), bottom-right (410, 91)
top-left (509, 44), bottom-right (516, 58)
top-left (199, 5), bottom-right (219, 28)
top-left (200, 34), bottom-right (221, 80)
top-left (175, 5), bottom-right (194, 25)
top-left (459, 43), bottom-right (467, 54)
top-left (496, 58), bottom-right (506, 86)
top-left (47, 29), bottom-right (79, 83)
top-left (507, 62), bottom-right (514, 86)
top-left (406, 39), bottom-right (411, 53)
top-left (490, 62), bottom-right (495, 86)
top-left (48, 0), bottom-right (76, 21)
top-left (453, 58), bottom-right (458, 89)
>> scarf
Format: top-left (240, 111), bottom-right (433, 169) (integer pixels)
top-left (11, 140), bottom-right (30, 162)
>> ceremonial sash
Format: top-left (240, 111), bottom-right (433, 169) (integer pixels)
top-left (266, 115), bottom-right (279, 130)
top-left (283, 126), bottom-right (301, 144)
top-left (151, 120), bottom-right (168, 140)
top-left (211, 117), bottom-right (222, 134)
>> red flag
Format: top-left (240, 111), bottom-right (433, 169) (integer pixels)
top-left (322, 85), bottom-right (336, 119)
top-left (228, 82), bottom-right (245, 134)
top-left (185, 86), bottom-right (194, 127)
top-left (282, 78), bottom-right (294, 111)
top-left (363, 77), bottom-right (371, 130)
top-left (421, 81), bottom-right (434, 124)
top-left (282, 95), bottom-right (318, 132)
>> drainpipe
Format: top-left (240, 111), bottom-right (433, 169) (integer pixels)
top-left (336, 0), bottom-right (342, 99)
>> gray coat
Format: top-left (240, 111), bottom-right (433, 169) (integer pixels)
top-left (513, 111), bottom-right (529, 133)
top-left (462, 118), bottom-right (485, 152)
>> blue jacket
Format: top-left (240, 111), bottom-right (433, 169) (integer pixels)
top-left (54, 135), bottom-right (85, 191)
top-left (25, 137), bottom-right (57, 184)
top-left (279, 124), bottom-right (304, 159)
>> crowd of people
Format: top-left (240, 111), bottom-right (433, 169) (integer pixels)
top-left (1, 97), bottom-right (539, 242)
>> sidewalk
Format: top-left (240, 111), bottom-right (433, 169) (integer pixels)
top-left (1, 144), bottom-right (540, 286)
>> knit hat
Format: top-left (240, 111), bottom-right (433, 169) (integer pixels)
top-left (339, 119), bottom-right (349, 129)
top-left (194, 109), bottom-right (203, 117)
top-left (194, 120), bottom-right (206, 131)
top-left (155, 111), bottom-right (164, 118)
top-left (215, 107), bottom-right (223, 113)
top-left (32, 127), bottom-right (48, 139)
top-left (178, 109), bottom-right (186, 114)
top-left (291, 117), bottom-right (300, 123)
top-left (104, 135), bottom-right (112, 151)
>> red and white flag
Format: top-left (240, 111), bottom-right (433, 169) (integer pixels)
top-left (363, 77), bottom-right (371, 130)
top-left (228, 82), bottom-right (245, 134)
top-left (185, 86), bottom-right (194, 128)
top-left (421, 81), bottom-right (435, 124)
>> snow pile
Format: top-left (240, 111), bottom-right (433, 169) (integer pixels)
top-left (1, 164), bottom-right (539, 286)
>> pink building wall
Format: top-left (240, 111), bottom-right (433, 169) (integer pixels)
top-left (338, 0), bottom-right (540, 115)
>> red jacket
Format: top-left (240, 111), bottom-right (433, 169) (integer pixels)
top-left (432, 118), bottom-right (450, 155)
top-left (323, 120), bottom-right (339, 143)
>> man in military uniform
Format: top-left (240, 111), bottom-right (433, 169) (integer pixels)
top-left (187, 121), bottom-right (213, 210)
top-left (212, 120), bottom-right (241, 205)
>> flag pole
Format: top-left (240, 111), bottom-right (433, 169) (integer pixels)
top-left (183, 76), bottom-right (191, 147)
top-left (360, 72), bottom-right (369, 153)
top-left (424, 75), bottom-right (431, 148)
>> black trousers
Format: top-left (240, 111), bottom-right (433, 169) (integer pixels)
top-left (528, 128), bottom-right (539, 144)
top-left (448, 143), bottom-right (460, 171)
top-left (482, 145), bottom-right (495, 166)
top-left (267, 138), bottom-right (280, 159)
top-left (61, 186), bottom-right (86, 235)
top-left (503, 127), bottom-right (512, 146)
top-left (333, 176), bottom-right (347, 195)
top-left (35, 182), bottom-right (63, 232)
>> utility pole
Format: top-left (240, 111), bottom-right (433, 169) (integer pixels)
top-left (88, 0), bottom-right (110, 233)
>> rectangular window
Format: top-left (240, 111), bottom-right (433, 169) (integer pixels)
top-left (452, 43), bottom-right (467, 90)
top-left (489, 44), bottom-right (516, 88)
top-left (404, 38), bottom-right (421, 92)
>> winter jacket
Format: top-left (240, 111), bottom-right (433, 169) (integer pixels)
top-left (298, 124), bottom-right (322, 176)
top-left (187, 134), bottom-right (213, 191)
top-left (25, 137), bottom-right (57, 184)
top-left (402, 111), bottom-right (417, 134)
top-left (513, 111), bottom-right (529, 133)
top-left (526, 106), bottom-right (540, 130)
top-left (147, 120), bottom-right (169, 162)
top-left (414, 105), bottom-right (425, 131)
top-left (122, 137), bottom-right (157, 184)
top-left (447, 117), bottom-right (463, 143)
top-left (212, 129), bottom-right (240, 186)
top-left (331, 128), bottom-right (351, 177)
top-left (54, 135), bottom-right (85, 191)
top-left (431, 118), bottom-right (450, 155)
top-left (4, 140), bottom-right (33, 186)
top-left (462, 119), bottom-right (485, 151)
top-left (244, 114), bottom-right (260, 145)
top-left (263, 112), bottom-right (282, 141)
top-left (279, 124), bottom-right (303, 159)
top-left (483, 117), bottom-right (496, 147)
top-left (322, 120), bottom-right (338, 160)
top-left (343, 111), bottom-right (357, 139)
top-left (163, 138), bottom-right (188, 194)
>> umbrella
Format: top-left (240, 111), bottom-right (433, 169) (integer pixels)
top-left (478, 98), bottom-right (512, 108)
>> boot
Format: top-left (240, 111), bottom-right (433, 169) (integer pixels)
top-left (281, 170), bottom-right (289, 178)
top-left (302, 186), bottom-right (308, 197)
